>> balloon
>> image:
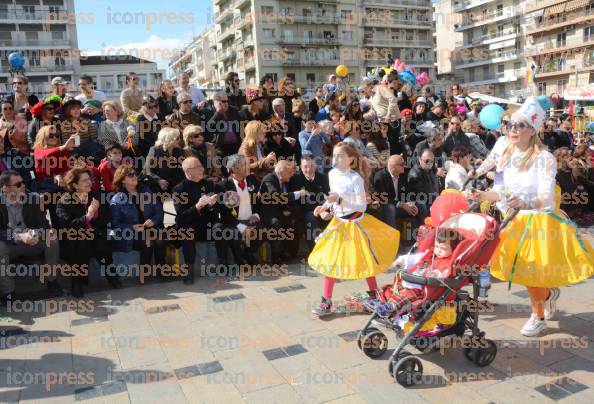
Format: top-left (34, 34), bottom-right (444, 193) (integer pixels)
top-left (479, 104), bottom-right (505, 130)
top-left (398, 70), bottom-right (417, 87)
top-left (336, 65), bottom-right (348, 77)
top-left (8, 52), bottom-right (25, 69)
top-left (429, 191), bottom-right (469, 227)
top-left (537, 95), bottom-right (552, 111)
top-left (392, 59), bottom-right (406, 73)
top-left (416, 72), bottom-right (430, 87)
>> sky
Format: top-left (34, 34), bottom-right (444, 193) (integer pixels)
top-left (75, 0), bottom-right (211, 70)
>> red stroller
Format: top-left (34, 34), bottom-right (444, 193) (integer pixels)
top-left (357, 208), bottom-right (518, 387)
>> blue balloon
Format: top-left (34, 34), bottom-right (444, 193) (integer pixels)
top-left (8, 52), bottom-right (25, 69)
top-left (537, 95), bottom-right (552, 111)
top-left (398, 71), bottom-right (417, 87)
top-left (479, 104), bottom-right (505, 130)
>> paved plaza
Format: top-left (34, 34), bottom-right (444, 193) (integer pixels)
top-left (1, 235), bottom-right (594, 404)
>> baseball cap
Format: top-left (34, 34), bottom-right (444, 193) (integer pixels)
top-left (51, 76), bottom-right (69, 85)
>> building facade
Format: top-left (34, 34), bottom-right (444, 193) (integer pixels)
top-left (433, 0), bottom-right (464, 94)
top-left (0, 0), bottom-right (81, 96)
top-left (524, 0), bottom-right (594, 97)
top-left (452, 0), bottom-right (525, 100)
top-left (170, 0), bottom-right (436, 93)
top-left (80, 55), bottom-right (164, 100)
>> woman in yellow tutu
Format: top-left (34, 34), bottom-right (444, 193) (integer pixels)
top-left (309, 142), bottom-right (400, 316)
top-left (472, 96), bottom-right (594, 337)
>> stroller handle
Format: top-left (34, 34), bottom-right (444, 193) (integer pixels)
top-left (397, 269), bottom-right (463, 289)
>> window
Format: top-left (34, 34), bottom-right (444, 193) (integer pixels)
top-left (25, 31), bottom-right (37, 40)
top-left (585, 25), bottom-right (594, 42)
top-left (406, 31), bottom-right (413, 40)
top-left (22, 5), bottom-right (35, 16)
top-left (29, 50), bottom-right (40, 66)
top-left (391, 31), bottom-right (400, 40)
top-left (538, 82), bottom-right (547, 96)
top-left (303, 9), bottom-right (311, 17)
top-left (270, 73), bottom-right (278, 82)
top-left (51, 31), bottom-right (64, 40)
top-left (342, 30), bottom-right (352, 40)
top-left (497, 64), bottom-right (505, 73)
top-left (557, 79), bottom-right (567, 94)
top-left (468, 70), bottom-right (475, 82)
top-left (557, 32), bottom-right (566, 47)
top-left (48, 6), bottom-right (60, 14)
top-left (483, 65), bottom-right (490, 78)
top-left (280, 7), bottom-right (292, 16)
top-left (418, 31), bottom-right (427, 40)
top-left (304, 30), bottom-right (313, 39)
top-left (261, 6), bottom-right (273, 15)
top-left (306, 73), bottom-right (315, 84)
top-left (263, 28), bottom-right (275, 39)
top-left (287, 73), bottom-right (295, 82)
top-left (341, 10), bottom-right (352, 22)
top-left (496, 4), bottom-right (503, 17)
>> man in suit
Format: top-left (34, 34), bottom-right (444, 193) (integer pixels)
top-left (259, 160), bottom-right (308, 263)
top-left (173, 157), bottom-right (221, 284)
top-left (292, 153), bottom-right (329, 252)
top-left (0, 170), bottom-right (62, 302)
top-left (218, 154), bottom-right (263, 265)
top-left (373, 155), bottom-right (425, 232)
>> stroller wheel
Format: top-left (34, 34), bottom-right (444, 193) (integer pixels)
top-left (389, 351), bottom-right (413, 375)
top-left (392, 356), bottom-right (423, 387)
top-left (464, 339), bottom-right (497, 367)
top-left (357, 327), bottom-right (380, 350)
top-left (361, 330), bottom-right (388, 359)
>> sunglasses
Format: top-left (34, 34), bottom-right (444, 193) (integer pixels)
top-left (12, 82), bottom-right (24, 85)
top-left (218, 100), bottom-right (229, 103)
top-left (48, 134), bottom-right (59, 139)
top-left (180, 100), bottom-right (192, 104)
top-left (126, 172), bottom-right (137, 178)
top-left (190, 133), bottom-right (202, 139)
top-left (422, 159), bottom-right (434, 164)
top-left (10, 181), bottom-right (24, 187)
top-left (505, 121), bottom-right (530, 131)
top-left (2, 106), bottom-right (13, 110)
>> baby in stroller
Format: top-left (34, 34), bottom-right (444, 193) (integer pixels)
top-left (370, 229), bottom-right (463, 318)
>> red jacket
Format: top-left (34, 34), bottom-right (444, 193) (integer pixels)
top-left (98, 158), bottom-right (117, 193)
top-left (34, 147), bottom-right (70, 182)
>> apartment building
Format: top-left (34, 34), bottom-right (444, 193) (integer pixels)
top-left (452, 0), bottom-right (525, 99)
top-left (170, 0), bottom-right (436, 92)
top-left (524, 0), bottom-right (594, 97)
top-left (433, 0), bottom-right (464, 94)
top-left (0, 0), bottom-right (81, 96)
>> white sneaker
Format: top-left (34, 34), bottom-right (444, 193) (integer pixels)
top-left (520, 314), bottom-right (547, 337)
top-left (544, 288), bottom-right (560, 321)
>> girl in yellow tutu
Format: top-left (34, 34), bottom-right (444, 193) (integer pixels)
top-left (472, 96), bottom-right (594, 337)
top-left (309, 142), bottom-right (400, 316)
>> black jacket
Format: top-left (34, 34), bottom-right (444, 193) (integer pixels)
top-left (407, 165), bottom-right (439, 206)
top-left (157, 96), bottom-right (178, 121)
top-left (264, 135), bottom-right (296, 161)
top-left (225, 87), bottom-right (247, 110)
top-left (443, 131), bottom-right (471, 157)
top-left (218, 175), bottom-right (260, 228)
top-left (136, 115), bottom-right (162, 159)
top-left (258, 172), bottom-right (301, 224)
top-left (206, 107), bottom-right (242, 156)
top-left (373, 168), bottom-right (409, 206)
top-left (412, 140), bottom-right (446, 169)
top-left (55, 191), bottom-right (111, 263)
top-left (292, 171), bottom-right (329, 213)
top-left (172, 178), bottom-right (220, 241)
top-left (0, 192), bottom-right (48, 242)
top-left (238, 106), bottom-right (271, 123)
top-left (308, 98), bottom-right (321, 116)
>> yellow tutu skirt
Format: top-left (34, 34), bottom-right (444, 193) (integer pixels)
top-left (490, 209), bottom-right (594, 288)
top-left (308, 214), bottom-right (400, 280)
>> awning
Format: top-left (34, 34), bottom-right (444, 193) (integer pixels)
top-left (565, 0), bottom-right (590, 12)
top-left (544, 3), bottom-right (566, 17)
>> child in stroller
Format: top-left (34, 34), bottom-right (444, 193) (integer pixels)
top-left (369, 229), bottom-right (463, 319)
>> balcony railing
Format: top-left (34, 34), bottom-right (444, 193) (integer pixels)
top-left (525, 9), bottom-right (593, 35)
top-left (363, 0), bottom-right (432, 7)
top-left (456, 50), bottom-right (519, 67)
top-left (278, 36), bottom-right (338, 45)
top-left (0, 64), bottom-right (74, 74)
top-left (456, 6), bottom-right (522, 30)
top-left (0, 39), bottom-right (72, 47)
top-left (0, 10), bottom-right (71, 21)
top-left (453, 0), bottom-right (497, 13)
top-left (365, 17), bottom-right (432, 27)
top-left (287, 14), bottom-right (341, 24)
top-left (456, 29), bottom-right (519, 47)
top-left (280, 58), bottom-right (340, 66)
top-left (364, 38), bottom-right (432, 47)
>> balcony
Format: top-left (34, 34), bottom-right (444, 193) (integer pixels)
top-left (0, 64), bottom-right (74, 75)
top-left (280, 58), bottom-right (340, 66)
top-left (453, 0), bottom-right (497, 13)
top-left (220, 48), bottom-right (236, 61)
top-left (0, 9), bottom-right (72, 22)
top-left (456, 50), bottom-right (520, 69)
top-left (219, 25), bottom-right (235, 42)
top-left (455, 6), bottom-right (522, 31)
top-left (242, 35), bottom-right (254, 47)
top-left (244, 58), bottom-right (255, 70)
top-left (525, 0), bottom-right (569, 13)
top-left (364, 17), bottom-right (432, 29)
top-left (464, 71), bottom-right (521, 86)
top-left (456, 29), bottom-right (520, 48)
top-left (363, 38), bottom-right (433, 48)
top-left (525, 9), bottom-right (594, 36)
top-left (526, 38), bottom-right (594, 57)
top-left (278, 36), bottom-right (338, 46)
top-left (363, 0), bottom-right (432, 8)
top-left (215, 7), bottom-right (233, 23)
top-left (284, 14), bottom-right (341, 25)
top-left (366, 57), bottom-right (433, 65)
top-left (0, 39), bottom-right (72, 48)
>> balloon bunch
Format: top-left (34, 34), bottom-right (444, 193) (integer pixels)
top-left (416, 72), bottom-right (430, 88)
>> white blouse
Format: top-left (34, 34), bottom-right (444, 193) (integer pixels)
top-left (326, 168), bottom-right (367, 217)
top-left (493, 148), bottom-right (557, 212)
